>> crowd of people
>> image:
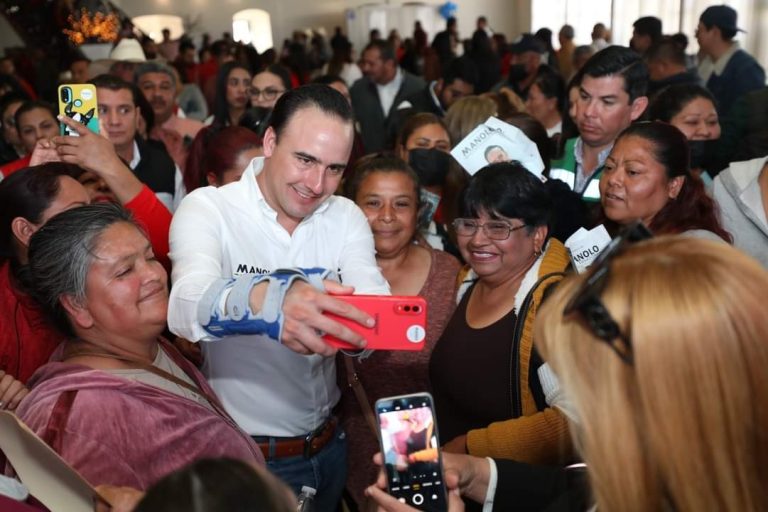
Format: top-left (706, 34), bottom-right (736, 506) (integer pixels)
top-left (0, 3), bottom-right (766, 511)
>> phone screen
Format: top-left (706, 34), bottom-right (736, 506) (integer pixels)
top-left (376, 393), bottom-right (447, 511)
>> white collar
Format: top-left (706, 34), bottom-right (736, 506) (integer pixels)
top-left (428, 80), bottom-right (444, 114)
top-left (711, 42), bottom-right (741, 76)
top-left (376, 66), bottom-right (403, 91)
top-left (128, 139), bottom-right (140, 170)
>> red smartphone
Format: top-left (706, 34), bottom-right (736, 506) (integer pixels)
top-left (323, 295), bottom-right (427, 350)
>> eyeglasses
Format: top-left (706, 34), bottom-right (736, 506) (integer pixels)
top-left (452, 218), bottom-right (527, 240)
top-left (250, 87), bottom-right (285, 100)
top-left (562, 222), bottom-right (653, 365)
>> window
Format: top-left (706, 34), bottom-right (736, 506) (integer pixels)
top-left (532, 0), bottom-right (765, 63)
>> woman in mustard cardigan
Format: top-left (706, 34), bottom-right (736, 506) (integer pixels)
top-left (429, 162), bottom-right (572, 466)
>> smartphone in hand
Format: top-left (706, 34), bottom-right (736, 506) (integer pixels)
top-left (376, 393), bottom-right (448, 511)
top-left (323, 295), bottom-right (427, 351)
top-left (58, 84), bottom-right (99, 136)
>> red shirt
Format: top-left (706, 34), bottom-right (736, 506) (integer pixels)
top-left (0, 155), bottom-right (32, 179)
top-left (124, 185), bottom-right (172, 272)
top-left (0, 183), bottom-right (170, 385)
top-left (0, 261), bottom-right (63, 383)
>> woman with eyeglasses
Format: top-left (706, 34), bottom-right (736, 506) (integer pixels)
top-left (368, 235), bottom-right (768, 512)
top-left (599, 121), bottom-right (731, 241)
top-left (428, 162), bottom-right (573, 472)
top-left (250, 65), bottom-right (292, 109)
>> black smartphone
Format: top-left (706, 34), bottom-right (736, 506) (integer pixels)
top-left (375, 392), bottom-right (448, 511)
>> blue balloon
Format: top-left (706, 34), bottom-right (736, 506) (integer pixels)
top-left (439, 1), bottom-right (457, 20)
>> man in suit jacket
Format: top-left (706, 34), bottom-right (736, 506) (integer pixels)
top-left (350, 40), bottom-right (425, 153)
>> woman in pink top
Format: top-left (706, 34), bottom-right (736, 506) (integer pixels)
top-left (17, 203), bottom-right (263, 490)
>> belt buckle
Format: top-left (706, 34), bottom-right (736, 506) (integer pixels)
top-left (303, 418), bottom-right (332, 458)
top-left (303, 430), bottom-right (315, 459)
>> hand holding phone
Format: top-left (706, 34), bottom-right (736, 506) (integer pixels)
top-left (322, 295), bottom-right (427, 351)
top-left (375, 393), bottom-right (448, 511)
top-left (58, 84), bottom-right (99, 136)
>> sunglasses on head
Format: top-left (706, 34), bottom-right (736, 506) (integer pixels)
top-left (563, 222), bottom-right (653, 365)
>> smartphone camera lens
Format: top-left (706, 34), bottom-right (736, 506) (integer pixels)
top-left (404, 305), bottom-right (411, 312)
top-left (412, 305), bottom-right (421, 313)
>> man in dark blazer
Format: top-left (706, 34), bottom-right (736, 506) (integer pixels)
top-left (350, 40), bottom-right (425, 153)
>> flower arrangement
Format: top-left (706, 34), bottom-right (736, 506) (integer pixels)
top-left (63, 8), bottom-right (120, 45)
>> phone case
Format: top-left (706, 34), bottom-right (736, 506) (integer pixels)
top-left (323, 295), bottom-right (427, 351)
top-left (58, 84), bottom-right (99, 136)
top-left (375, 392), bottom-right (447, 511)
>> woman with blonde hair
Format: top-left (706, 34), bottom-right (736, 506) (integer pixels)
top-left (444, 96), bottom-right (497, 144)
top-left (536, 234), bottom-right (768, 511)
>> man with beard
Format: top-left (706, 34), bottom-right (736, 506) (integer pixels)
top-left (135, 61), bottom-right (203, 172)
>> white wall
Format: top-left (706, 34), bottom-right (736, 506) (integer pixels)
top-left (0, 0), bottom-right (533, 56)
top-left (109, 0), bottom-right (532, 53)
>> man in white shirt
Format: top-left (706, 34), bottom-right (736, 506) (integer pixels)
top-left (168, 84), bottom-right (389, 510)
top-left (590, 23), bottom-right (610, 53)
top-left (350, 40), bottom-right (425, 152)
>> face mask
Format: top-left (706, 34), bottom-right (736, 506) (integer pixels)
top-left (507, 63), bottom-right (528, 82)
top-left (408, 148), bottom-right (451, 187)
top-left (688, 139), bottom-right (717, 170)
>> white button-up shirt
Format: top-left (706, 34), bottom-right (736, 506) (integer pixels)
top-left (168, 157), bottom-right (389, 436)
top-left (376, 67), bottom-right (405, 117)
